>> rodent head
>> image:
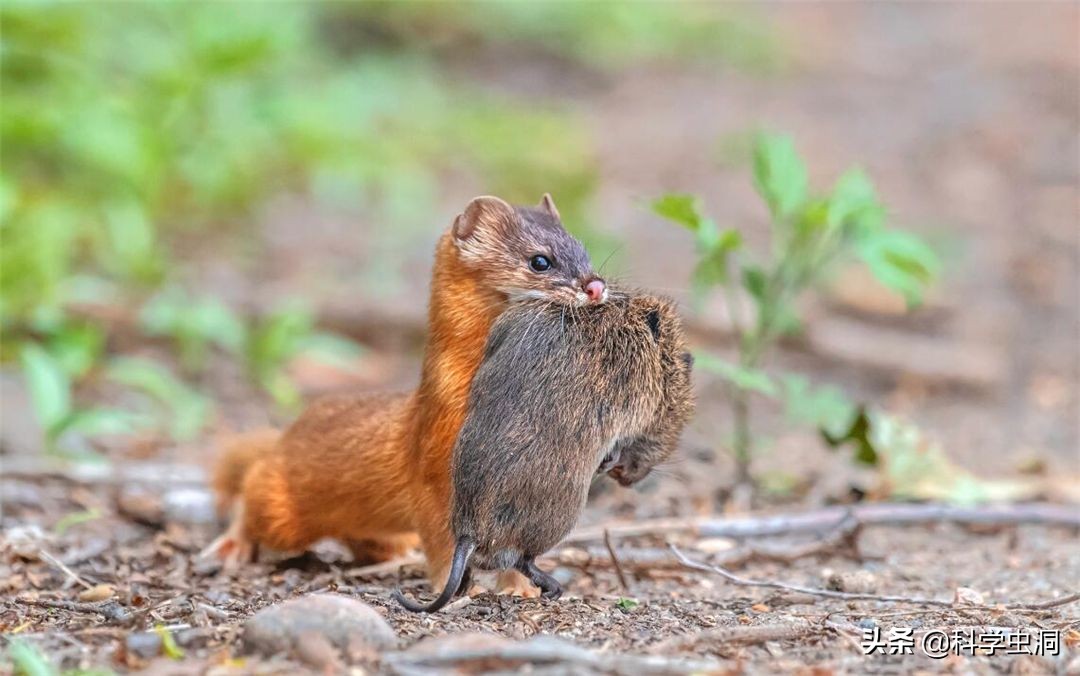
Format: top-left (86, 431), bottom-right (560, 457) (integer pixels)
top-left (606, 297), bottom-right (695, 487)
top-left (451, 194), bottom-right (606, 306)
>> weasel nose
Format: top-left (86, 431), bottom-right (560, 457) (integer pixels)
top-left (584, 278), bottom-right (606, 302)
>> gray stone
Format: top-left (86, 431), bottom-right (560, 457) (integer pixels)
top-left (242, 594), bottom-right (397, 659)
top-left (162, 487), bottom-right (217, 525)
top-left (125, 632), bottom-right (162, 660)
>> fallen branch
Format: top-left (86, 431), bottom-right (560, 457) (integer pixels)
top-left (717, 513), bottom-right (864, 568)
top-left (384, 635), bottom-right (725, 675)
top-left (555, 532), bottom-right (864, 574)
top-left (558, 516), bottom-right (860, 574)
top-left (649, 621), bottom-right (819, 653)
top-left (565, 502), bottom-right (1080, 544)
top-left (669, 544), bottom-right (1080, 612)
top-left (15, 597), bottom-right (132, 624)
top-left (2, 457), bottom-right (206, 486)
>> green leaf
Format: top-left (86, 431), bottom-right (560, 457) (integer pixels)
top-left (101, 199), bottom-right (165, 284)
top-left (20, 343), bottom-right (72, 435)
top-left (188, 299), bottom-right (247, 354)
top-left (828, 168), bottom-right (884, 234)
top-left (62, 408), bottom-right (143, 438)
top-left (857, 230), bottom-right (939, 307)
top-left (0, 175), bottom-right (15, 225)
top-left (247, 303), bottom-right (312, 378)
top-left (139, 289), bottom-right (247, 372)
top-left (260, 370), bottom-right (301, 411)
top-left (297, 332), bottom-right (365, 371)
top-left (650, 194), bottom-right (704, 231)
top-left (690, 228), bottom-right (743, 294)
top-left (154, 626), bottom-right (185, 660)
top-left (53, 508), bottom-right (102, 536)
top-left (107, 358), bottom-right (210, 442)
top-left (695, 352), bottom-right (776, 396)
top-left (741, 265), bottom-right (768, 305)
top-left (5, 639), bottom-right (57, 676)
top-left (752, 133), bottom-right (807, 221)
top-left (780, 375), bottom-right (856, 439)
top-left (615, 597), bottom-right (639, 611)
top-left (47, 323), bottom-right (106, 379)
top-left (820, 406), bottom-right (877, 465)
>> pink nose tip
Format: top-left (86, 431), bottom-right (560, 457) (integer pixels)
top-left (584, 278), bottom-right (606, 302)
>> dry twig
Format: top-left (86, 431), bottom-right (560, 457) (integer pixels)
top-left (649, 622), bottom-right (819, 653)
top-left (15, 597), bottom-right (132, 624)
top-left (566, 502), bottom-right (1080, 544)
top-left (37, 549), bottom-right (94, 590)
top-left (669, 544), bottom-right (1080, 612)
top-left (604, 529), bottom-right (630, 592)
top-left (383, 635), bottom-right (724, 675)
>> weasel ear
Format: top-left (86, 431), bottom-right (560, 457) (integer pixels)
top-left (453, 196), bottom-right (515, 240)
top-left (538, 193), bottom-right (561, 221)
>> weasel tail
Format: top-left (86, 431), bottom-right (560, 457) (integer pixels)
top-left (392, 537), bottom-right (476, 613)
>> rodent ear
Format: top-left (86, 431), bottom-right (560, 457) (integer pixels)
top-left (645, 309), bottom-right (662, 342)
top-left (538, 193), bottom-right (561, 221)
top-left (681, 351), bottom-right (694, 370)
top-left (453, 196), bottom-right (515, 240)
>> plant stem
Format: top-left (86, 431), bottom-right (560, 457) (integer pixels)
top-left (728, 259), bottom-right (790, 490)
top-left (731, 388), bottom-right (752, 487)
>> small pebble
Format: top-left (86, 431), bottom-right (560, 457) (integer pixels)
top-left (125, 632), bottom-right (162, 660)
top-left (243, 594), bottom-right (397, 659)
top-left (826, 570), bottom-right (877, 593)
top-left (552, 567), bottom-right (575, 585)
top-left (954, 586), bottom-right (985, 605)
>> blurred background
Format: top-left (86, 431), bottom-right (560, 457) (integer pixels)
top-left (2, 2), bottom-right (1077, 513)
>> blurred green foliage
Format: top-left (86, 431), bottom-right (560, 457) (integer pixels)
top-left (2, 2), bottom-right (776, 452)
top-left (654, 132), bottom-right (939, 485)
top-left (334, 1), bottom-right (780, 72)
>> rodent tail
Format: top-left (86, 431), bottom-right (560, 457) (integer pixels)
top-left (392, 537), bottom-right (475, 613)
top-left (210, 428), bottom-right (280, 517)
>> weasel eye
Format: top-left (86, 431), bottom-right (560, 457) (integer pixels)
top-left (529, 255), bottom-right (552, 272)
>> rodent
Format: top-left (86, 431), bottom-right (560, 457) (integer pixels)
top-left (205, 195), bottom-right (606, 594)
top-left (393, 290), bottom-right (694, 612)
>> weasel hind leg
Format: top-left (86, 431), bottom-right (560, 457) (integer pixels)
top-left (518, 558), bottom-right (562, 601)
top-left (200, 509), bottom-right (257, 570)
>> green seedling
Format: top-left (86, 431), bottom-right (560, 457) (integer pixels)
top-left (653, 132), bottom-right (938, 487)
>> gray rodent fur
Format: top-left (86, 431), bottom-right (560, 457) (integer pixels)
top-left (393, 289), bottom-right (694, 612)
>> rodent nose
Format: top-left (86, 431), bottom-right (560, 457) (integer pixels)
top-left (584, 278), bottom-right (606, 302)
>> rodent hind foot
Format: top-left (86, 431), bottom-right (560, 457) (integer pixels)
top-left (519, 559), bottom-right (562, 601)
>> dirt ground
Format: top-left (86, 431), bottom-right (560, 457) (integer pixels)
top-left (2, 3), bottom-right (1078, 674)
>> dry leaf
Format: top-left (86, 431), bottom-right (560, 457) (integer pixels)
top-left (79, 584), bottom-right (115, 602)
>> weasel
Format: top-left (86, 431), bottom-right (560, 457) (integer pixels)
top-left (206, 194), bottom-right (606, 596)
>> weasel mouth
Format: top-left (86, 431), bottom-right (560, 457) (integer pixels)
top-left (607, 465), bottom-right (635, 487)
top-left (597, 448), bottom-right (621, 474)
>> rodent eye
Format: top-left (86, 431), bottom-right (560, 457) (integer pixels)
top-left (529, 255), bottom-right (552, 272)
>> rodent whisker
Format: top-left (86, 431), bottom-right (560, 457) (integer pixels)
top-left (648, 468), bottom-right (687, 484)
top-left (596, 245), bottom-right (624, 276)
